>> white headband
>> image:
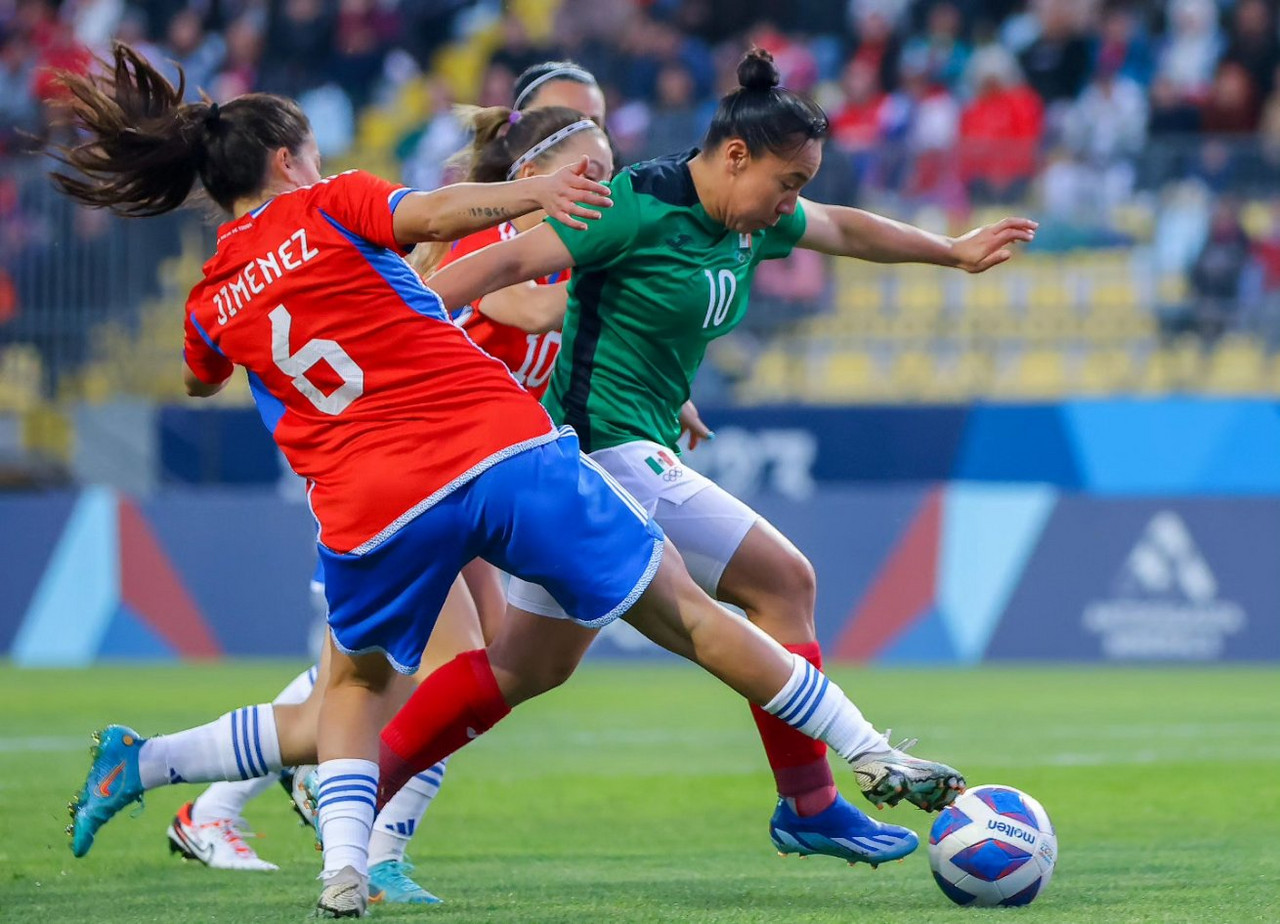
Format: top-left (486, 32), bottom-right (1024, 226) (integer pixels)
top-left (506, 119), bottom-right (598, 180)
top-left (513, 65), bottom-right (596, 110)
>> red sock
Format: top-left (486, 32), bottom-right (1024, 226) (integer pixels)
top-left (749, 641), bottom-right (837, 817)
top-left (377, 648), bottom-right (510, 811)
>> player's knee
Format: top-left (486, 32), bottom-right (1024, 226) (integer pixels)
top-left (774, 548), bottom-right (816, 614)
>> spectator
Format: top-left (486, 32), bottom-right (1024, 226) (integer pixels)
top-left (488, 13), bottom-right (551, 82)
top-left (0, 29), bottom-right (41, 152)
top-left (155, 8), bottom-right (224, 101)
top-left (1092, 4), bottom-right (1153, 88)
top-left (831, 57), bottom-right (888, 153)
top-left (1221, 0), bottom-right (1278, 101)
top-left (1201, 61), bottom-right (1260, 135)
top-left (260, 0), bottom-right (334, 100)
top-left (958, 45), bottom-right (1044, 203)
top-left (1017, 0), bottom-right (1092, 109)
top-left (635, 60), bottom-right (714, 162)
top-left (883, 53), bottom-right (962, 203)
top-left (1066, 60), bottom-right (1150, 165)
top-left (397, 78), bottom-right (468, 191)
top-left (1169, 199), bottom-right (1255, 344)
top-left (1155, 0), bottom-right (1221, 104)
top-left (899, 0), bottom-right (969, 91)
top-left (848, 7), bottom-right (901, 94)
top-left (210, 13), bottom-right (264, 102)
top-left (330, 0), bottom-right (398, 110)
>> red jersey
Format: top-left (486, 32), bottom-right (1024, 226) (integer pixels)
top-left (438, 221), bottom-right (566, 399)
top-left (182, 171), bottom-right (555, 554)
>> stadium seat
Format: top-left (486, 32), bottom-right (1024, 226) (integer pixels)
top-left (1203, 336), bottom-right (1268, 394)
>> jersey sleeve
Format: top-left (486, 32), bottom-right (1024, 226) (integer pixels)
top-left (545, 173), bottom-right (640, 270)
top-left (311, 170), bottom-right (417, 253)
top-left (183, 309), bottom-right (234, 384)
top-left (757, 201), bottom-right (808, 261)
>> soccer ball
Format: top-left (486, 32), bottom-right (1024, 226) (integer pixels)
top-left (927, 784), bottom-right (1057, 907)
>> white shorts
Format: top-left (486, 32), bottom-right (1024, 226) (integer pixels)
top-left (507, 439), bottom-right (761, 619)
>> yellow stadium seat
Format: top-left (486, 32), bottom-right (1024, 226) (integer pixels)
top-left (811, 350), bottom-right (881, 402)
top-left (994, 348), bottom-right (1069, 399)
top-left (1203, 336), bottom-right (1268, 394)
top-left (1077, 348), bottom-right (1136, 395)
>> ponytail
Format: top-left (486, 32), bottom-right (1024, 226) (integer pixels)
top-left (51, 43), bottom-right (312, 216)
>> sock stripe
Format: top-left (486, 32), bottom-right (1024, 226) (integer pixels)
top-left (229, 708), bottom-right (250, 780)
top-left (793, 676), bottom-right (831, 729)
top-left (320, 773), bottom-right (378, 789)
top-left (240, 708), bottom-right (261, 778)
top-left (250, 707), bottom-right (268, 777)
top-left (308, 665), bottom-right (318, 684)
top-left (778, 663), bottom-right (820, 723)
top-left (778, 662), bottom-right (819, 721)
top-left (318, 782), bottom-right (378, 800)
top-left (318, 793), bottom-right (377, 813)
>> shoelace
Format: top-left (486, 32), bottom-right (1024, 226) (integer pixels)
top-left (375, 861), bottom-right (426, 894)
top-left (879, 729), bottom-right (921, 755)
top-left (203, 819), bottom-right (258, 858)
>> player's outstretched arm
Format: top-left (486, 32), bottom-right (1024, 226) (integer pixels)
top-left (797, 199), bottom-right (1037, 273)
top-left (183, 364), bottom-right (227, 398)
top-left (393, 156), bottom-right (611, 245)
top-left (475, 280), bottom-right (568, 334)
top-left (426, 224), bottom-right (575, 313)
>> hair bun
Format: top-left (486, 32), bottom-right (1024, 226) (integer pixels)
top-left (737, 48), bottom-right (780, 91)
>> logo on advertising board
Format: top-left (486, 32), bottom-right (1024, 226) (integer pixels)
top-left (1082, 511), bottom-right (1246, 659)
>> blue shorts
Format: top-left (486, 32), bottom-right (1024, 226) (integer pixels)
top-left (319, 429), bottom-right (665, 673)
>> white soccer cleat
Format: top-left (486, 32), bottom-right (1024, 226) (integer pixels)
top-left (166, 801), bottom-right (278, 871)
top-left (315, 865), bottom-right (369, 918)
top-left (851, 732), bottom-right (966, 813)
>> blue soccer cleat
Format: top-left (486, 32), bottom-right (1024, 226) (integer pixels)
top-left (769, 794), bottom-right (919, 867)
top-left (369, 859), bottom-right (443, 905)
top-left (67, 725), bottom-right (146, 858)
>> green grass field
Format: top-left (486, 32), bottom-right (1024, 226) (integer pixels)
top-left (2, 662), bottom-right (1276, 923)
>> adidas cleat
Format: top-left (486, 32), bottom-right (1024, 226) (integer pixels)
top-left (769, 794), bottom-right (919, 867)
top-left (369, 859), bottom-right (442, 905)
top-left (167, 801), bottom-right (278, 871)
top-left (315, 864), bottom-right (369, 918)
top-left (852, 733), bottom-right (965, 812)
top-left (68, 725), bottom-right (146, 857)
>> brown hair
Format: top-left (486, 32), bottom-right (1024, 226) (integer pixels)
top-left (410, 105), bottom-right (605, 276)
top-left (50, 43), bottom-right (312, 216)
top-left (460, 104), bottom-right (603, 183)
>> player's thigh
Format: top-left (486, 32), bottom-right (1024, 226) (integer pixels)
top-left (589, 441), bottom-right (758, 596)
top-left (715, 518), bottom-right (817, 638)
top-left (415, 574), bottom-right (485, 681)
top-left (487, 604), bottom-right (598, 705)
top-left (479, 432), bottom-right (664, 630)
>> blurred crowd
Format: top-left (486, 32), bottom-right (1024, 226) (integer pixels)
top-left (8, 0), bottom-right (1280, 384)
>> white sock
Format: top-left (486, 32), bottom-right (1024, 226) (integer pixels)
top-left (317, 758), bottom-right (379, 878)
top-left (368, 759), bottom-right (448, 866)
top-left (191, 667), bottom-right (319, 823)
top-left (137, 704), bottom-right (283, 790)
top-left (276, 664), bottom-right (320, 705)
top-left (761, 655), bottom-right (883, 763)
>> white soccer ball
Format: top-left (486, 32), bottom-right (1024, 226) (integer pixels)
top-left (927, 784), bottom-right (1057, 907)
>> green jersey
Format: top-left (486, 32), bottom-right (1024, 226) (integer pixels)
top-left (543, 148), bottom-right (807, 453)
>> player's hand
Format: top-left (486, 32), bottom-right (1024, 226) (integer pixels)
top-left (536, 156), bottom-right (612, 230)
top-left (678, 400), bottom-right (714, 450)
top-left (949, 217), bottom-right (1038, 273)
